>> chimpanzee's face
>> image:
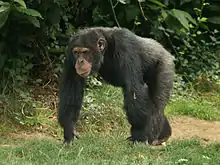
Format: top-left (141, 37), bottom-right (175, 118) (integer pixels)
top-left (71, 32), bottom-right (106, 78)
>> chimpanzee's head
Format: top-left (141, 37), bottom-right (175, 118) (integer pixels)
top-left (70, 29), bottom-right (107, 78)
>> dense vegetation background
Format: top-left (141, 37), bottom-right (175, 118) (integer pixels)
top-left (0, 0), bottom-right (219, 127)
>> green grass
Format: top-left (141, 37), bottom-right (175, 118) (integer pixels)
top-left (1, 84), bottom-right (219, 140)
top-left (1, 134), bottom-right (220, 165)
top-left (167, 99), bottom-right (220, 121)
top-left (1, 83), bottom-right (219, 133)
top-left (1, 83), bottom-right (220, 165)
top-left (82, 84), bottom-right (220, 122)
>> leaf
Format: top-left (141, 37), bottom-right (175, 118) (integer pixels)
top-left (169, 10), bottom-right (189, 30)
top-left (163, 13), bottom-right (186, 34)
top-left (199, 22), bottom-right (209, 30)
top-left (168, 9), bottom-right (196, 31)
top-left (125, 5), bottom-right (140, 22)
top-left (200, 17), bottom-right (207, 22)
top-left (14, 0), bottom-right (26, 8)
top-left (146, 4), bottom-right (161, 11)
top-left (214, 29), bottom-right (219, 33)
top-left (196, 31), bottom-right (201, 35)
top-left (82, 0), bottom-right (93, 8)
top-left (193, 8), bottom-right (201, 13)
top-left (25, 63), bottom-right (33, 69)
top-left (169, 0), bottom-right (177, 6)
top-left (54, 0), bottom-right (69, 6)
top-left (134, 21), bottom-right (141, 25)
top-left (203, 3), bottom-right (209, 6)
top-left (149, 0), bottom-right (166, 7)
top-left (207, 4), bottom-right (220, 12)
top-left (0, 6), bottom-right (10, 29)
top-left (117, 0), bottom-right (130, 4)
top-left (161, 9), bottom-right (168, 20)
top-left (27, 16), bottom-right (40, 27)
top-left (210, 36), bottom-right (217, 42)
top-left (16, 7), bottom-right (43, 19)
top-left (0, 1), bottom-right (10, 6)
top-left (207, 17), bottom-right (220, 25)
top-left (66, 23), bottom-right (76, 36)
top-left (180, 0), bottom-right (192, 6)
top-left (46, 4), bottom-right (60, 24)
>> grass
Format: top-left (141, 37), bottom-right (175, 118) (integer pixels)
top-left (1, 134), bottom-right (220, 165)
top-left (1, 83), bottom-right (220, 139)
top-left (167, 99), bottom-right (220, 121)
top-left (82, 84), bottom-right (220, 122)
top-left (1, 83), bottom-right (220, 165)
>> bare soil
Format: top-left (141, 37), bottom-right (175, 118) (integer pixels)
top-left (170, 116), bottom-right (220, 143)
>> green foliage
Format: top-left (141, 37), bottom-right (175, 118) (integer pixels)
top-left (160, 1), bottom-right (220, 81)
top-left (1, 0), bottom-right (219, 90)
top-left (0, 0), bottom-right (43, 28)
top-left (166, 9), bottom-right (197, 31)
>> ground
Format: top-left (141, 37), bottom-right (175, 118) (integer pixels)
top-left (0, 84), bottom-right (220, 164)
top-left (1, 116), bottom-right (220, 165)
top-left (1, 116), bottom-right (220, 144)
top-left (170, 116), bottom-right (220, 143)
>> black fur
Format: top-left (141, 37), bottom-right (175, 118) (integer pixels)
top-left (58, 27), bottom-right (174, 145)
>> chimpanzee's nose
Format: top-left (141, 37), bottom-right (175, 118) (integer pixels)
top-left (78, 59), bottom-right (84, 67)
top-left (79, 59), bottom-right (84, 64)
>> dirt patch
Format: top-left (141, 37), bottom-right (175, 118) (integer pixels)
top-left (0, 132), bottom-right (56, 148)
top-left (0, 132), bottom-right (54, 140)
top-left (170, 116), bottom-right (220, 143)
top-left (1, 116), bottom-right (220, 144)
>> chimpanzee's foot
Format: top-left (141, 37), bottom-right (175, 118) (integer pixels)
top-left (126, 136), bottom-right (149, 145)
top-left (72, 128), bottom-right (80, 139)
top-left (128, 126), bottom-right (149, 143)
top-left (62, 128), bottom-right (80, 146)
top-left (63, 139), bottom-right (73, 146)
top-left (151, 136), bottom-right (170, 146)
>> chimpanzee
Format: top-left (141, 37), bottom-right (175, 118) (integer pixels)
top-left (58, 27), bottom-right (175, 146)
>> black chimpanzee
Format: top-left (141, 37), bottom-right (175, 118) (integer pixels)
top-left (58, 27), bottom-right (175, 146)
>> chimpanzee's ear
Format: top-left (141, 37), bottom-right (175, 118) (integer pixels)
top-left (97, 38), bottom-right (106, 52)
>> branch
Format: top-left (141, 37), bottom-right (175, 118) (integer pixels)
top-left (138, 1), bottom-right (148, 21)
top-left (109, 0), bottom-right (120, 27)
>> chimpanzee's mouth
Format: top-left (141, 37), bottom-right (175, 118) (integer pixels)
top-left (79, 71), bottom-right (90, 78)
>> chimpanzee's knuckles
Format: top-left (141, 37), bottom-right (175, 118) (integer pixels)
top-left (63, 139), bottom-right (73, 146)
top-left (72, 130), bottom-right (80, 139)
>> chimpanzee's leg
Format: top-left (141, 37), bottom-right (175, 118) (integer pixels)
top-left (147, 62), bottom-right (174, 145)
top-left (148, 114), bottom-right (172, 145)
top-left (157, 115), bottom-right (172, 144)
top-left (58, 59), bottom-right (85, 144)
top-left (123, 83), bottom-right (153, 143)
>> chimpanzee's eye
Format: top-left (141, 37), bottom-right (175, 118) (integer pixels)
top-left (82, 50), bottom-right (87, 53)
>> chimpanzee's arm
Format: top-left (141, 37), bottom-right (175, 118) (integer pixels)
top-left (58, 55), bottom-right (85, 144)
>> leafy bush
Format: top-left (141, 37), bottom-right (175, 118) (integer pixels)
top-left (1, 0), bottom-right (219, 89)
top-left (159, 1), bottom-right (220, 81)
